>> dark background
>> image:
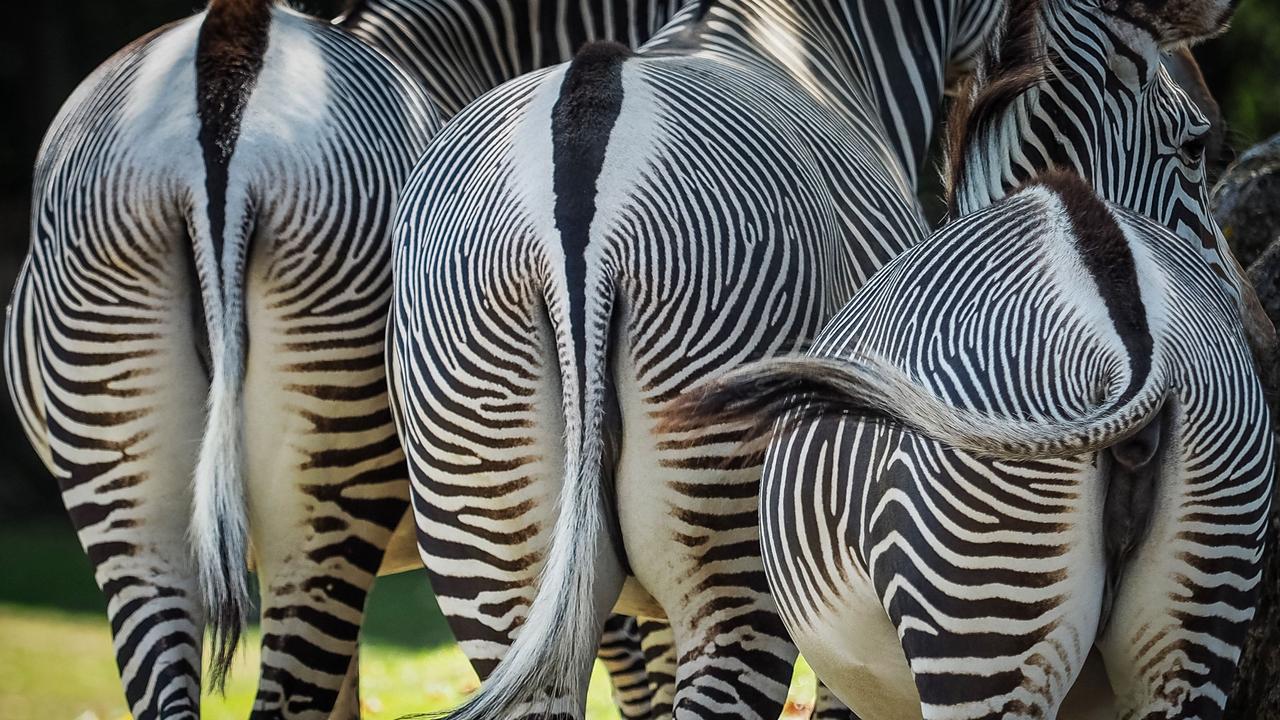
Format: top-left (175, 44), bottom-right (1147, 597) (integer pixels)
top-left (1, 0), bottom-right (1278, 518)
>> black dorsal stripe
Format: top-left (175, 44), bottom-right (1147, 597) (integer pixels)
top-left (195, 0), bottom-right (273, 263)
top-left (550, 41), bottom-right (630, 572)
top-left (1033, 170), bottom-right (1153, 400)
top-left (550, 41), bottom-right (628, 400)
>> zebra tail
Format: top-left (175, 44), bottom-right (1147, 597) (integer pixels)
top-left (184, 192), bottom-right (253, 691)
top-left (437, 293), bottom-right (620, 720)
top-left (665, 353), bottom-right (1168, 461)
top-left (185, 0), bottom-right (274, 690)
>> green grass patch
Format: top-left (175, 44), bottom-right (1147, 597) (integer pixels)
top-left (0, 518), bottom-right (817, 719)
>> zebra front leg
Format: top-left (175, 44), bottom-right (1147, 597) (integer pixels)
top-left (639, 618), bottom-right (677, 720)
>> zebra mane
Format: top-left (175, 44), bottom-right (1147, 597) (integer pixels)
top-left (944, 0), bottom-right (1049, 215)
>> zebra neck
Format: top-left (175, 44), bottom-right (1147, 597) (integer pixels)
top-left (948, 87), bottom-right (1042, 217)
top-left (691, 0), bottom-right (992, 189)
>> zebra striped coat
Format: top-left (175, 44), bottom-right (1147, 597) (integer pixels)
top-left (340, 0), bottom-right (688, 119)
top-left (4, 1), bottom-right (438, 716)
top-left (388, 0), bottom-right (1004, 717)
top-left (672, 0), bottom-right (1273, 717)
top-left (3, 0), bottom-right (690, 717)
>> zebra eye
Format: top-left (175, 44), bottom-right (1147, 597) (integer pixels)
top-left (1181, 135), bottom-right (1207, 162)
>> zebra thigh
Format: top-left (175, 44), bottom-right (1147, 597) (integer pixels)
top-left (392, 290), bottom-right (567, 680)
top-left (616, 391), bottom-right (797, 718)
top-left (10, 228), bottom-right (208, 720)
top-left (1095, 404), bottom-right (1271, 720)
top-left (239, 232), bottom-right (409, 719)
top-left (761, 417), bottom-right (1107, 720)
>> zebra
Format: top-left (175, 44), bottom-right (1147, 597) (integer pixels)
top-left (338, 0), bottom-right (688, 120)
top-left (340, 1), bottom-right (702, 716)
top-left (665, 0), bottom-right (1274, 717)
top-left (3, 1), bottom-right (438, 717)
top-left (387, 0), bottom-right (1008, 717)
top-left (4, 0), bottom-right (708, 717)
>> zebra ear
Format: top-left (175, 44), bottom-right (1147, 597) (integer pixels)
top-left (1102, 0), bottom-right (1236, 47)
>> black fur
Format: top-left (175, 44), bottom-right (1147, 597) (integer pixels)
top-left (1031, 170), bottom-right (1154, 406)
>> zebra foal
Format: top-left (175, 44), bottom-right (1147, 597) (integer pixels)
top-left (671, 0), bottom-right (1274, 717)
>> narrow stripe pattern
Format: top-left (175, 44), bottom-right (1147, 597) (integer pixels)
top-left (4, 3), bottom-right (437, 717)
top-left (758, 178), bottom-right (1271, 719)
top-left (388, 1), bottom-right (1004, 718)
top-left (666, 2), bottom-right (1269, 718)
top-left (341, 0), bottom-right (687, 119)
top-left (345, 0), bottom-right (709, 710)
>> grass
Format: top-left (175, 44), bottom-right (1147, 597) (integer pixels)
top-left (0, 517), bottom-right (818, 719)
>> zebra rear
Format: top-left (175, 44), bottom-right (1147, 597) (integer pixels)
top-left (5, 2), bottom-right (436, 716)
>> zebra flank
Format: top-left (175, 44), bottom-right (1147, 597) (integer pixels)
top-left (668, 174), bottom-right (1167, 459)
top-left (190, 0), bottom-right (274, 688)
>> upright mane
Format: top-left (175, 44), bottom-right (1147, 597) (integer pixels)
top-left (944, 0), bottom-right (1049, 215)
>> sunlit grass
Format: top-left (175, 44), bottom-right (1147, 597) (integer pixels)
top-left (0, 604), bottom-right (819, 720)
top-left (0, 603), bottom-right (627, 720)
top-left (0, 520), bottom-right (818, 720)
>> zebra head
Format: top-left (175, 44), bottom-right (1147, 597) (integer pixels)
top-left (945, 0), bottom-right (1238, 295)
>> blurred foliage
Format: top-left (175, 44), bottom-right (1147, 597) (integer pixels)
top-left (1197, 0), bottom-right (1280, 152)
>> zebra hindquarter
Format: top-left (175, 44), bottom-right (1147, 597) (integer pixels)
top-left (759, 414), bottom-right (1112, 720)
top-left (390, 260), bottom-right (573, 680)
top-left (14, 195), bottom-right (210, 720)
top-left (238, 210), bottom-right (411, 718)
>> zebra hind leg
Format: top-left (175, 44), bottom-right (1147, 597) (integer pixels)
top-left (638, 618), bottom-right (677, 720)
top-left (598, 614), bottom-right (654, 719)
top-left (18, 251), bottom-right (211, 719)
top-left (240, 266), bottom-right (409, 719)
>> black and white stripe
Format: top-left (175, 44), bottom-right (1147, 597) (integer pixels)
top-left (4, 1), bottom-right (437, 717)
top-left (5, 1), bottom-right (713, 717)
top-left (388, 1), bottom-right (1007, 717)
top-left (340, 0), bottom-right (688, 119)
top-left (672, 0), bottom-right (1270, 717)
